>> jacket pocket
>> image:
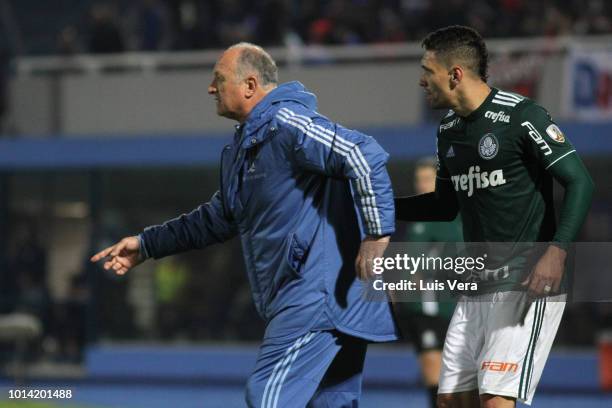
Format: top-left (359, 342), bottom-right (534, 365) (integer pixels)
top-left (286, 232), bottom-right (311, 276)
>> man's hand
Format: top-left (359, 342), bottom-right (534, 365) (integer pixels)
top-left (90, 236), bottom-right (143, 275)
top-left (521, 245), bottom-right (567, 298)
top-left (355, 235), bottom-right (390, 281)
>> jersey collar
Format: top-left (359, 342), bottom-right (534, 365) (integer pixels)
top-left (463, 87), bottom-right (497, 122)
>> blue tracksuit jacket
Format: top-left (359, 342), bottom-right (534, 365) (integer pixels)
top-left (141, 81), bottom-right (398, 342)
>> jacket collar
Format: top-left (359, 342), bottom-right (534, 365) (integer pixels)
top-left (238, 81), bottom-right (317, 148)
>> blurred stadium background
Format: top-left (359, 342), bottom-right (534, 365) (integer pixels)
top-left (0, 0), bottom-right (611, 407)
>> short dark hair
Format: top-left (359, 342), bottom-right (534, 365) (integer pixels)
top-left (230, 42), bottom-right (278, 87)
top-left (422, 25), bottom-right (488, 82)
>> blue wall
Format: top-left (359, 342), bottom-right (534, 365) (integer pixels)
top-left (83, 345), bottom-right (601, 392)
top-left (0, 122), bottom-right (611, 170)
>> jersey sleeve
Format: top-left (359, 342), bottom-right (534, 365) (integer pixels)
top-left (518, 103), bottom-right (576, 170)
top-left (517, 102), bottom-right (594, 244)
top-left (548, 154), bottom-right (594, 244)
top-left (436, 131), bottom-right (451, 180)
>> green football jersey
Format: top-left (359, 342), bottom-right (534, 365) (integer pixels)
top-left (436, 88), bottom-right (576, 292)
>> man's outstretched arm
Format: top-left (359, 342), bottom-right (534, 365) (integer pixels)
top-left (394, 176), bottom-right (459, 222)
top-left (91, 190), bottom-right (237, 274)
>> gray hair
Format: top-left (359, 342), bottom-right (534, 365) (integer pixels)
top-left (228, 42), bottom-right (278, 87)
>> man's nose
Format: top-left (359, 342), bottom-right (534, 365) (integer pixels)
top-left (208, 84), bottom-right (216, 94)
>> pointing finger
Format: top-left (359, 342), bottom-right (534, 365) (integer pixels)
top-left (91, 246), bottom-right (115, 262)
top-left (110, 240), bottom-right (128, 257)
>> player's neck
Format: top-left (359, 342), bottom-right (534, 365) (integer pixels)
top-left (453, 82), bottom-right (491, 117)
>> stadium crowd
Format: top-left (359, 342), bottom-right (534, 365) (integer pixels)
top-left (9, 0), bottom-right (612, 55)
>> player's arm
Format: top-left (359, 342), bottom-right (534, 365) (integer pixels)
top-left (276, 108), bottom-right (394, 279)
top-left (91, 190), bottom-right (238, 274)
top-left (548, 153), bottom-right (594, 245)
top-left (519, 104), bottom-right (594, 295)
top-left (395, 135), bottom-right (459, 222)
top-left (526, 154), bottom-right (594, 296)
top-left (520, 104), bottom-right (594, 245)
top-left (394, 177), bottom-right (458, 222)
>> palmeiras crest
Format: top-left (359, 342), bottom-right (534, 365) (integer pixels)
top-left (478, 133), bottom-right (499, 160)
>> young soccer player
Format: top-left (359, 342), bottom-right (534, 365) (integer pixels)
top-left (396, 26), bottom-right (594, 408)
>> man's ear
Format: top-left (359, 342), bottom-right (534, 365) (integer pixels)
top-left (449, 66), bottom-right (463, 89)
top-left (245, 76), bottom-right (257, 98)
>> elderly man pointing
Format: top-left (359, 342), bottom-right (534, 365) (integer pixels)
top-left (91, 43), bottom-right (397, 407)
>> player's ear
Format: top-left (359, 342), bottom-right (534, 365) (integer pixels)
top-left (449, 66), bottom-right (463, 89)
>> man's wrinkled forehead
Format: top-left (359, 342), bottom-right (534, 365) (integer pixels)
top-left (213, 51), bottom-right (235, 76)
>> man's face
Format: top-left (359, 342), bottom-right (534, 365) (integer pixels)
top-left (208, 49), bottom-right (246, 121)
top-left (419, 50), bottom-right (453, 109)
top-left (414, 166), bottom-right (436, 194)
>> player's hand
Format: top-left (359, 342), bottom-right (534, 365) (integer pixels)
top-left (90, 236), bottom-right (143, 275)
top-left (355, 235), bottom-right (390, 281)
top-left (521, 245), bottom-right (566, 298)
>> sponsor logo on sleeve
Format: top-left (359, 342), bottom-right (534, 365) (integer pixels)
top-left (522, 121), bottom-right (552, 156)
top-left (545, 124), bottom-right (566, 143)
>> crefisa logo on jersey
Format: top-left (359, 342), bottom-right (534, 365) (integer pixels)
top-left (484, 110), bottom-right (510, 123)
top-left (478, 133), bottom-right (499, 160)
top-left (451, 166), bottom-right (507, 197)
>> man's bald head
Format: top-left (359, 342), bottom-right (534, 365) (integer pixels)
top-left (208, 43), bottom-right (278, 122)
top-left (227, 42), bottom-right (278, 89)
